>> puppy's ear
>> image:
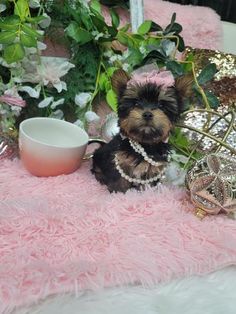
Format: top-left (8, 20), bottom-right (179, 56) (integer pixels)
top-left (111, 69), bottom-right (130, 99)
top-left (175, 74), bottom-right (194, 100)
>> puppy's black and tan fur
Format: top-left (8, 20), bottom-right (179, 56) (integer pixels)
top-left (92, 69), bottom-right (192, 193)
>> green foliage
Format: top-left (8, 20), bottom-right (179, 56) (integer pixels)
top-left (197, 63), bottom-right (217, 85)
top-left (0, 1), bottom-right (44, 63)
top-left (138, 20), bottom-right (152, 35)
top-left (204, 91), bottom-right (220, 109)
top-left (169, 127), bottom-right (203, 161)
top-left (166, 60), bottom-right (185, 77)
top-left (66, 23), bottom-right (93, 44)
top-left (3, 43), bottom-right (25, 63)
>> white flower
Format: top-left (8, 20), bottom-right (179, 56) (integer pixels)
top-left (109, 55), bottom-right (118, 63)
top-left (74, 119), bottom-right (84, 128)
top-left (38, 97), bottom-right (54, 108)
top-left (0, 4), bottom-right (6, 12)
top-left (164, 162), bottom-right (187, 186)
top-left (29, 0), bottom-right (40, 8)
top-left (38, 13), bottom-right (51, 28)
top-left (74, 92), bottom-right (92, 108)
top-left (103, 50), bottom-right (113, 58)
top-left (51, 98), bottom-right (65, 109)
top-left (37, 30), bottom-right (45, 36)
top-left (171, 152), bottom-right (189, 164)
top-left (85, 111), bottom-right (100, 123)
top-left (37, 42), bottom-right (47, 50)
top-left (122, 50), bottom-right (131, 59)
top-left (25, 47), bottom-right (37, 54)
top-left (92, 31), bottom-right (104, 41)
top-left (122, 63), bottom-right (130, 72)
top-left (10, 105), bottom-right (22, 116)
top-left (18, 85), bottom-right (41, 98)
top-left (50, 109), bottom-right (64, 120)
top-left (22, 57), bottom-right (75, 93)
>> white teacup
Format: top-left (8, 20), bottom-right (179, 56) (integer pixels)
top-left (19, 117), bottom-right (105, 177)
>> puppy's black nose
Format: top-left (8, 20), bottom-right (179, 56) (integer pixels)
top-left (142, 111), bottom-right (153, 121)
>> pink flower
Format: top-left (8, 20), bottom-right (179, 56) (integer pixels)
top-left (0, 95), bottom-right (26, 107)
top-left (128, 70), bottom-right (175, 89)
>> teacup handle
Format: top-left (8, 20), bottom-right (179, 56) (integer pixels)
top-left (83, 138), bottom-right (107, 160)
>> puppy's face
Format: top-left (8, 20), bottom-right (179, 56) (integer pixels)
top-left (118, 84), bottom-right (178, 144)
top-left (111, 70), bottom-right (188, 144)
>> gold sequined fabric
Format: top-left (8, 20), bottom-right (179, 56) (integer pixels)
top-left (184, 47), bottom-right (236, 107)
top-left (182, 48), bottom-right (236, 155)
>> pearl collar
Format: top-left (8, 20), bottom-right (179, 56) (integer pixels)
top-left (114, 137), bottom-right (169, 185)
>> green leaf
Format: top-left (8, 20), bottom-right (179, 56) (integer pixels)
top-left (171, 12), bottom-right (176, 25)
top-left (0, 31), bottom-right (17, 44)
top-left (119, 23), bottom-right (130, 33)
top-left (107, 67), bottom-right (118, 77)
top-left (99, 72), bottom-right (109, 90)
top-left (164, 13), bottom-right (176, 34)
top-left (166, 61), bottom-right (184, 77)
top-left (107, 26), bottom-right (117, 38)
top-left (117, 31), bottom-right (135, 47)
top-left (90, 14), bottom-right (106, 32)
top-left (66, 23), bottom-right (93, 44)
top-left (149, 22), bottom-right (163, 32)
top-left (171, 23), bottom-right (182, 34)
top-left (183, 53), bottom-right (194, 72)
top-left (178, 35), bottom-right (185, 52)
top-left (3, 43), bottom-right (25, 63)
top-left (26, 16), bottom-right (46, 24)
top-left (197, 63), bottom-right (217, 85)
top-left (125, 48), bottom-right (143, 68)
top-left (14, 0), bottom-right (29, 21)
top-left (106, 89), bottom-right (117, 111)
top-left (20, 32), bottom-right (37, 47)
top-left (170, 35), bottom-right (185, 52)
top-left (116, 31), bottom-right (128, 46)
top-left (138, 20), bottom-right (152, 35)
top-left (90, 0), bottom-right (101, 13)
top-left (205, 91), bottom-right (220, 109)
top-left (110, 8), bottom-right (120, 29)
top-left (21, 23), bottom-right (42, 38)
top-left (141, 50), bottom-right (167, 65)
top-left (0, 16), bottom-right (20, 31)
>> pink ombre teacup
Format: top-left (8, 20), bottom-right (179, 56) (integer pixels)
top-left (19, 117), bottom-right (104, 177)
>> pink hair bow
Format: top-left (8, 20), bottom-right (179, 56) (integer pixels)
top-left (128, 70), bottom-right (175, 89)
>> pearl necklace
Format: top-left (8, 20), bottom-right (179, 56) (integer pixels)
top-left (114, 138), bottom-right (168, 185)
top-left (129, 139), bottom-right (170, 165)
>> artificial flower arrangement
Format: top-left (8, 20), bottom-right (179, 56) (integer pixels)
top-left (0, 0), bottom-right (235, 216)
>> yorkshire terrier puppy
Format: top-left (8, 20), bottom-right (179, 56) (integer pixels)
top-left (92, 69), bottom-right (192, 193)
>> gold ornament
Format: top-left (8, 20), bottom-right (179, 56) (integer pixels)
top-left (186, 153), bottom-right (236, 218)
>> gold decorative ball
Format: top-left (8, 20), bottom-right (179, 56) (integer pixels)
top-left (186, 153), bottom-right (236, 217)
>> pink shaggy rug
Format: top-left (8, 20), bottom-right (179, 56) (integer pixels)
top-left (1, 159), bottom-right (236, 313)
top-left (104, 0), bottom-right (223, 50)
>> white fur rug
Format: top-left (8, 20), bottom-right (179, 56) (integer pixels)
top-left (17, 266), bottom-right (236, 314)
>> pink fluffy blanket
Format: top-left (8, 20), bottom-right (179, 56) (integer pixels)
top-left (1, 159), bottom-right (236, 313)
top-left (104, 0), bottom-right (222, 50)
